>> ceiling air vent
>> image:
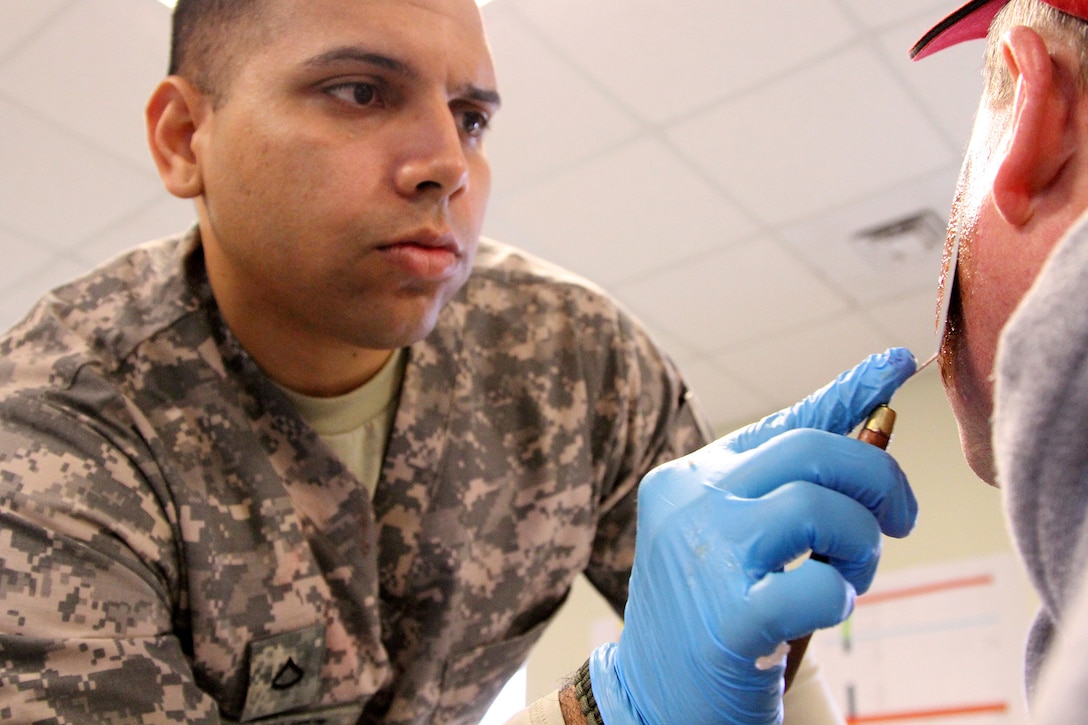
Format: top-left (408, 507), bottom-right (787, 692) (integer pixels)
top-left (851, 209), bottom-right (945, 271)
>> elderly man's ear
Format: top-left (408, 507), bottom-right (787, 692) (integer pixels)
top-left (146, 76), bottom-right (208, 200)
top-left (991, 26), bottom-right (1079, 227)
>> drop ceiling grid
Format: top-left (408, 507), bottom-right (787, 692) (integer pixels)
top-left (0, 1), bottom-right (175, 331)
top-left (481, 3), bottom-right (647, 199)
top-left (0, 0), bottom-right (169, 172)
top-left (0, 0), bottom-right (985, 430)
top-left (0, 0), bottom-right (73, 62)
top-left (0, 96), bottom-right (165, 255)
top-left (483, 135), bottom-right (760, 289)
top-left (506, 0), bottom-right (863, 126)
top-left (482, 0), bottom-right (979, 427)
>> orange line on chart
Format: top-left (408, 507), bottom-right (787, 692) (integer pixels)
top-left (847, 701), bottom-right (1008, 723)
top-left (856, 574), bottom-right (994, 607)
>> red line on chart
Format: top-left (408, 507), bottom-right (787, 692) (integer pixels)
top-left (846, 701), bottom-right (1008, 723)
top-left (856, 575), bottom-right (994, 607)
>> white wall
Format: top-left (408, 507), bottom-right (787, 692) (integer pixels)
top-left (522, 365), bottom-right (1029, 700)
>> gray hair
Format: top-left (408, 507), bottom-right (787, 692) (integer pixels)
top-left (984, 0), bottom-right (1088, 107)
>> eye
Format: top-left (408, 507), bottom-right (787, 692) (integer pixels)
top-left (459, 109), bottom-right (491, 137)
top-left (326, 82), bottom-right (379, 107)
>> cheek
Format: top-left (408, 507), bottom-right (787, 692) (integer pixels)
top-left (240, 122), bottom-right (386, 205)
top-left (462, 154), bottom-right (491, 229)
top-left (948, 217), bottom-right (1005, 397)
top-left (204, 128), bottom-right (291, 219)
top-left (941, 291), bottom-right (999, 483)
top-left (938, 201), bottom-right (1002, 480)
top-left (950, 295), bottom-right (995, 412)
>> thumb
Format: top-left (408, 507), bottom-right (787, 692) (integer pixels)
top-left (727, 347), bottom-right (917, 453)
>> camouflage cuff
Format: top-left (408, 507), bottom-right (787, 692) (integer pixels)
top-left (573, 659), bottom-right (605, 725)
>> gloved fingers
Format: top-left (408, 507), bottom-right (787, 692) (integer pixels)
top-left (744, 482), bottom-right (883, 592)
top-left (723, 347), bottom-right (916, 453)
top-left (745, 558), bottom-right (856, 646)
top-left (708, 429), bottom-right (917, 537)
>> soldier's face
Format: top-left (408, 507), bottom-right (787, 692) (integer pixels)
top-left (191, 0), bottom-right (498, 355)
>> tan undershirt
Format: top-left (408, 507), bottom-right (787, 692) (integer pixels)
top-left (277, 349), bottom-right (406, 499)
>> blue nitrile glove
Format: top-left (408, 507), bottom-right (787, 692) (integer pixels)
top-left (589, 347), bottom-right (919, 725)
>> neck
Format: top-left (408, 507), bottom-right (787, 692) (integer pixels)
top-left (198, 227), bottom-right (398, 397)
top-left (256, 343), bottom-right (395, 397)
top-left (222, 299), bottom-right (394, 395)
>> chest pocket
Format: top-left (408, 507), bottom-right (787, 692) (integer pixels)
top-left (239, 624), bottom-right (327, 722)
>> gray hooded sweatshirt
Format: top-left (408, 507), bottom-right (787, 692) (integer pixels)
top-left (994, 208), bottom-right (1088, 721)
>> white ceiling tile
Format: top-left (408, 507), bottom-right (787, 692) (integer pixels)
top-left (666, 45), bottom-right (956, 226)
top-left (0, 0), bottom-right (171, 171)
top-left (485, 137), bottom-right (756, 286)
top-left (864, 287), bottom-right (942, 362)
top-left (513, 0), bottom-right (857, 124)
top-left (778, 164), bottom-right (959, 305)
top-left (0, 0), bottom-right (70, 59)
top-left (0, 254), bottom-right (90, 333)
top-left (636, 319), bottom-right (702, 367)
top-left (877, 22), bottom-right (986, 148)
top-left (676, 357), bottom-right (776, 435)
top-left (838, 0), bottom-right (954, 30)
top-left (613, 236), bottom-right (849, 355)
top-left (0, 98), bottom-right (165, 247)
top-left (481, 4), bottom-right (643, 195)
top-left (480, 209), bottom-right (535, 269)
top-left (0, 226), bottom-right (56, 289)
top-left (78, 195), bottom-right (197, 268)
top-left (714, 311), bottom-right (896, 408)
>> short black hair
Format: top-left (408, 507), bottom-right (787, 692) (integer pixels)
top-left (168, 0), bottom-right (265, 104)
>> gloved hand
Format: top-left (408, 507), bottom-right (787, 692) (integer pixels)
top-left (588, 347), bottom-right (919, 725)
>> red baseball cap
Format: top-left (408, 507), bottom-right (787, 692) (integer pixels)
top-left (911, 0), bottom-right (1088, 60)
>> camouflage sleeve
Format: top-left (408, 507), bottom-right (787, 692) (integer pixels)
top-left (0, 391), bottom-right (220, 723)
top-left (581, 312), bottom-right (714, 616)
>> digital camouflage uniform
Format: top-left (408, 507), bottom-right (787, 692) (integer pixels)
top-left (0, 229), bottom-right (710, 724)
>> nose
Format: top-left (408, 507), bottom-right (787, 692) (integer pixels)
top-left (394, 103), bottom-right (470, 200)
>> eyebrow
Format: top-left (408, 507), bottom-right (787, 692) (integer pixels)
top-left (304, 47), bottom-right (411, 74)
top-left (462, 86), bottom-right (502, 108)
top-left (303, 46), bottom-right (502, 108)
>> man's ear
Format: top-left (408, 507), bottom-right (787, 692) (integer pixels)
top-left (992, 26), bottom-right (1076, 226)
top-left (146, 76), bottom-right (208, 199)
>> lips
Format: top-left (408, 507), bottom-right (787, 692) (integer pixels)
top-left (377, 230), bottom-right (463, 282)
